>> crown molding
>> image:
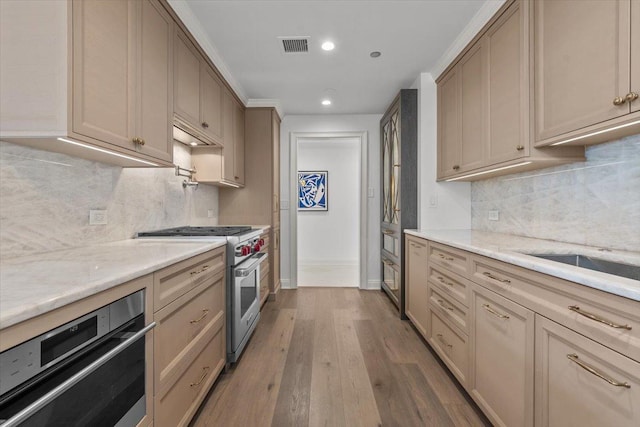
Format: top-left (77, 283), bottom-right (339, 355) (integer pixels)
top-left (430, 0), bottom-right (507, 80)
top-left (167, 0), bottom-right (248, 104)
top-left (246, 99), bottom-right (285, 119)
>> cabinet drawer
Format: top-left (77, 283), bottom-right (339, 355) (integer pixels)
top-left (155, 327), bottom-right (225, 427)
top-left (472, 254), bottom-right (640, 362)
top-left (536, 316), bottom-right (640, 427)
top-left (429, 265), bottom-right (470, 307)
top-left (429, 309), bottom-right (469, 386)
top-left (429, 286), bottom-right (468, 334)
top-left (429, 242), bottom-right (469, 278)
top-left (153, 247), bottom-right (225, 310)
top-left (154, 271), bottom-right (225, 390)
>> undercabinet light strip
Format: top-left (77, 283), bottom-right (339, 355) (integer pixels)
top-left (445, 161), bottom-right (532, 181)
top-left (57, 138), bottom-right (159, 167)
top-left (550, 120), bottom-right (640, 146)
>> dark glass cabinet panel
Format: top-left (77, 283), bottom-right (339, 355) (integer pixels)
top-left (380, 89), bottom-right (417, 318)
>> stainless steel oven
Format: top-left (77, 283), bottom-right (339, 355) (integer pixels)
top-left (0, 290), bottom-right (154, 427)
top-left (229, 251), bottom-right (265, 363)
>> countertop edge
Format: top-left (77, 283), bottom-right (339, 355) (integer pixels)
top-left (404, 229), bottom-right (640, 302)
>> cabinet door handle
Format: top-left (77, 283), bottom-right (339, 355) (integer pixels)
top-left (437, 276), bottom-right (454, 287)
top-left (201, 122), bottom-right (209, 129)
top-left (438, 253), bottom-right (454, 261)
top-left (613, 96), bottom-right (627, 106)
top-left (132, 137), bottom-right (145, 146)
top-left (516, 145), bottom-right (525, 151)
top-left (436, 333), bottom-right (452, 349)
top-left (482, 271), bottom-right (511, 284)
top-left (452, 165), bottom-right (460, 171)
top-left (190, 366), bottom-right (210, 387)
top-left (482, 303), bottom-right (509, 319)
top-left (625, 92), bottom-right (638, 103)
top-left (437, 299), bottom-right (454, 311)
top-left (382, 259), bottom-right (394, 266)
top-left (566, 354), bottom-right (630, 388)
top-left (382, 229), bottom-right (394, 235)
top-left (568, 305), bottom-right (631, 330)
top-left (190, 309), bottom-right (210, 324)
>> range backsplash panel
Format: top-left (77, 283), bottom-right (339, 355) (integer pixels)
top-left (0, 142), bottom-right (218, 259)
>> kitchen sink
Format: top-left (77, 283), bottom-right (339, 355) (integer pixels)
top-left (527, 254), bottom-right (640, 281)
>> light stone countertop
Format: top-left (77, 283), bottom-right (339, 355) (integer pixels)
top-left (0, 238), bottom-right (227, 329)
top-left (404, 229), bottom-right (640, 302)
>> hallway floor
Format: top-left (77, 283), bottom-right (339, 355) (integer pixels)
top-left (192, 288), bottom-right (489, 427)
top-left (297, 264), bottom-right (359, 287)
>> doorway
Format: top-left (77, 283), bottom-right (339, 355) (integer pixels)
top-left (289, 132), bottom-right (368, 289)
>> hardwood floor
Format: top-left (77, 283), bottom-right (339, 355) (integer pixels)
top-left (192, 288), bottom-right (489, 427)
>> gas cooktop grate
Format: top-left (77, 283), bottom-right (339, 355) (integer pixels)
top-left (137, 226), bottom-right (253, 237)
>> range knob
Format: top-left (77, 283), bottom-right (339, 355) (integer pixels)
top-left (241, 246), bottom-right (250, 256)
top-left (254, 243), bottom-right (261, 252)
top-left (259, 238), bottom-right (265, 246)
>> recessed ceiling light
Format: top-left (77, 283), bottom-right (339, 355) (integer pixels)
top-left (190, 142), bottom-right (198, 146)
top-left (321, 41), bottom-right (335, 51)
top-left (370, 51), bottom-right (381, 58)
top-left (321, 99), bottom-right (332, 106)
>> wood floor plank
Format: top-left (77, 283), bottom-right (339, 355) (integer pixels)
top-left (399, 363), bottom-right (456, 426)
top-left (308, 290), bottom-right (346, 427)
top-left (333, 309), bottom-right (383, 427)
top-left (198, 308), bottom-right (297, 426)
top-left (271, 319), bottom-right (315, 427)
top-left (355, 318), bottom-right (436, 427)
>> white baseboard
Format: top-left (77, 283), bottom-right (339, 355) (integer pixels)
top-left (280, 279), bottom-right (295, 289)
top-left (363, 280), bottom-right (381, 290)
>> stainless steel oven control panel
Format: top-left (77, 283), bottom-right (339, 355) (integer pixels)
top-left (0, 290), bottom-right (143, 396)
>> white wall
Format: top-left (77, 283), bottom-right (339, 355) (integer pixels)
top-left (297, 138), bottom-right (360, 265)
top-left (414, 73), bottom-right (472, 230)
top-left (280, 114), bottom-right (382, 289)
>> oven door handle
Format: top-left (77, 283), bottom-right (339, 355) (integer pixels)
top-left (235, 253), bottom-right (266, 277)
top-left (2, 322), bottom-right (156, 427)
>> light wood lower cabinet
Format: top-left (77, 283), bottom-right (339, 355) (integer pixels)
top-left (405, 235), bottom-right (429, 336)
top-left (406, 236), bottom-right (640, 427)
top-left (470, 283), bottom-right (534, 427)
top-left (152, 246), bottom-right (226, 427)
top-left (259, 230), bottom-right (270, 307)
top-left (535, 315), bottom-right (640, 427)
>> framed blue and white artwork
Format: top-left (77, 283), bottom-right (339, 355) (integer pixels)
top-left (298, 171), bottom-right (328, 211)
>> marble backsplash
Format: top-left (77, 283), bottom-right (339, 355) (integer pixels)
top-left (472, 134), bottom-right (640, 252)
top-left (0, 141), bottom-right (219, 259)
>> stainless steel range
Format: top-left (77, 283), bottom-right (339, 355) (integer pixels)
top-left (136, 226), bottom-right (265, 363)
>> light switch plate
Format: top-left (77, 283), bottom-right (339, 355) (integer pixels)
top-left (89, 209), bottom-right (107, 225)
top-left (280, 200), bottom-right (289, 210)
top-left (488, 210), bottom-right (500, 221)
top-left (207, 209), bottom-right (214, 218)
top-left (368, 188), bottom-right (375, 198)
top-left (429, 195), bottom-right (438, 208)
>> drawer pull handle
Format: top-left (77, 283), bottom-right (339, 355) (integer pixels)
top-left (190, 264), bottom-right (210, 276)
top-left (438, 254), bottom-right (454, 261)
top-left (436, 333), bottom-right (452, 349)
top-left (437, 299), bottom-right (454, 312)
top-left (190, 309), bottom-right (210, 324)
top-left (382, 229), bottom-right (394, 235)
top-left (482, 272), bottom-right (511, 284)
top-left (190, 366), bottom-right (210, 387)
top-left (482, 304), bottom-right (509, 319)
top-left (437, 276), bottom-right (454, 287)
top-left (382, 259), bottom-right (394, 266)
top-left (566, 354), bottom-right (630, 389)
top-left (568, 306), bottom-right (632, 330)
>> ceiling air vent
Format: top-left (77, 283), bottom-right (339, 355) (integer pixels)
top-left (279, 37), bottom-right (310, 54)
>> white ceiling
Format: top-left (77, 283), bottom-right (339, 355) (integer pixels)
top-left (172, 0), bottom-right (490, 116)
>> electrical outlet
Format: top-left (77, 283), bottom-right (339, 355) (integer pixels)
top-left (368, 188), bottom-right (375, 198)
top-left (89, 210), bottom-right (107, 225)
top-left (488, 210), bottom-right (500, 221)
top-left (207, 209), bottom-right (214, 218)
top-left (429, 195), bottom-right (438, 208)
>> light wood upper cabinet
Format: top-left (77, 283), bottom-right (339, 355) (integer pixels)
top-left (0, 0), bottom-right (173, 166)
top-left (405, 236), bottom-right (430, 338)
top-left (535, 315), bottom-right (640, 427)
top-left (632, 0), bottom-right (640, 113)
top-left (234, 103), bottom-right (245, 185)
top-left (272, 111), bottom-right (281, 227)
top-left (73, 0), bottom-right (173, 164)
top-left (534, 0), bottom-right (633, 143)
top-left (436, 0), bottom-right (583, 181)
top-left (470, 283), bottom-right (534, 427)
top-left (173, 28), bottom-right (224, 147)
top-left (221, 90), bottom-right (236, 182)
top-left (486, 0), bottom-right (528, 163)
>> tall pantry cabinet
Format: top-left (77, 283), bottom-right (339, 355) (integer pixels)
top-left (380, 89), bottom-right (418, 317)
top-left (218, 108), bottom-right (281, 299)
